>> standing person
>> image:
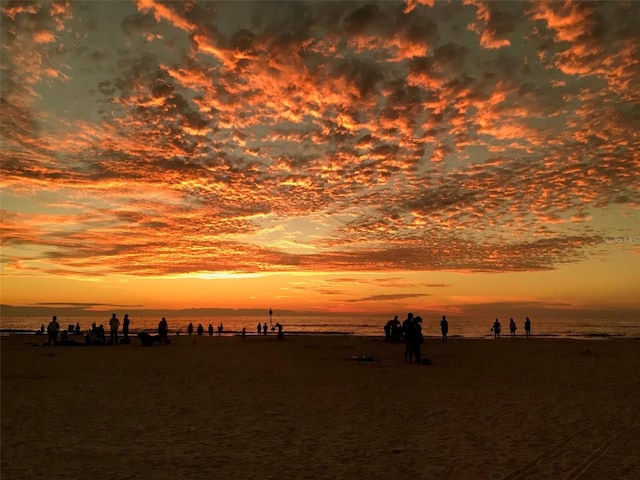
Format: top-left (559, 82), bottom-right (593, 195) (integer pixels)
top-left (197, 324), bottom-right (204, 336)
top-left (491, 319), bottom-right (502, 339)
top-left (208, 324), bottom-right (214, 336)
top-left (217, 323), bottom-right (223, 336)
top-left (47, 315), bottom-right (60, 347)
top-left (509, 318), bottom-right (517, 338)
top-left (412, 316), bottom-right (423, 363)
top-left (524, 317), bottom-right (532, 338)
top-left (262, 322), bottom-right (268, 335)
top-left (109, 313), bottom-right (120, 345)
top-left (440, 315), bottom-right (449, 343)
top-left (187, 322), bottom-right (194, 335)
top-left (257, 323), bottom-right (261, 335)
top-left (269, 308), bottom-right (273, 325)
top-left (158, 317), bottom-right (169, 345)
top-left (402, 313), bottom-right (415, 362)
top-left (122, 314), bottom-right (130, 340)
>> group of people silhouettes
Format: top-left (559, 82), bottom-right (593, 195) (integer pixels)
top-left (255, 321), bottom-right (284, 339)
top-left (87, 313), bottom-right (131, 345)
top-left (186, 322), bottom-right (224, 336)
top-left (384, 314), bottom-right (450, 346)
top-left (385, 314), bottom-right (532, 361)
top-left (40, 312), bottom-right (288, 347)
top-left (491, 317), bottom-right (532, 338)
top-left (43, 313), bottom-right (132, 346)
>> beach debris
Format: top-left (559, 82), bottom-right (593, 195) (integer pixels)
top-left (351, 355), bottom-right (375, 362)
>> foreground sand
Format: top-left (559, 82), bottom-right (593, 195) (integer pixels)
top-left (2, 334), bottom-right (639, 480)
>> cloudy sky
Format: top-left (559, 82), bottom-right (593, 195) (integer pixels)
top-left (1, 0), bottom-right (638, 318)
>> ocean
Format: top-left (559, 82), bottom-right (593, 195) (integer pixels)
top-left (2, 313), bottom-right (640, 339)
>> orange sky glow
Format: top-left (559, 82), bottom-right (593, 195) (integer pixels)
top-left (1, 0), bottom-right (638, 320)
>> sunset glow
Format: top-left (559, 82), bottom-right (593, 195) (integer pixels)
top-left (1, 0), bottom-right (638, 320)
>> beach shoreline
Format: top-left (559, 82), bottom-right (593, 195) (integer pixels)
top-left (2, 334), bottom-right (639, 479)
top-left (2, 329), bottom-right (638, 341)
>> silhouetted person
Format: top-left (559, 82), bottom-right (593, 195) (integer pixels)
top-left (40, 323), bottom-right (45, 334)
top-left (276, 322), bottom-right (284, 340)
top-left (263, 322), bottom-right (268, 335)
top-left (412, 316), bottom-right (423, 363)
top-left (86, 322), bottom-right (101, 345)
top-left (158, 317), bottom-right (169, 345)
top-left (440, 315), bottom-right (448, 343)
top-left (241, 327), bottom-right (246, 340)
top-left (187, 322), bottom-right (194, 335)
top-left (47, 316), bottom-right (60, 346)
top-left (74, 322), bottom-right (81, 334)
top-left (524, 317), bottom-right (532, 338)
top-left (197, 323), bottom-right (204, 336)
top-left (269, 308), bottom-right (273, 324)
top-left (384, 319), bottom-right (393, 340)
top-left (97, 324), bottom-right (106, 342)
top-left (509, 318), bottom-right (517, 338)
top-left (392, 316), bottom-right (401, 338)
top-left (109, 313), bottom-right (120, 345)
top-left (402, 313), bottom-right (415, 362)
top-left (257, 323), bottom-right (261, 335)
top-left (123, 314), bottom-right (130, 339)
top-left (491, 319), bottom-right (501, 338)
top-left (218, 323), bottom-right (223, 336)
top-left (208, 324), bottom-right (214, 336)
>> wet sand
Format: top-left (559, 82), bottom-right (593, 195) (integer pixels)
top-left (2, 334), bottom-right (639, 479)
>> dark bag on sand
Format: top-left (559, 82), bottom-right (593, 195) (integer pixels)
top-left (421, 358), bottom-right (433, 366)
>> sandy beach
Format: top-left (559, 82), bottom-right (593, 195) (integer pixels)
top-left (2, 334), bottom-right (639, 480)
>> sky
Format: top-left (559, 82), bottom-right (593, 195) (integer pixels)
top-left (1, 0), bottom-right (639, 320)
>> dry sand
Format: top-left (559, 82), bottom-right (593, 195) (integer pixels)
top-left (2, 334), bottom-right (639, 480)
